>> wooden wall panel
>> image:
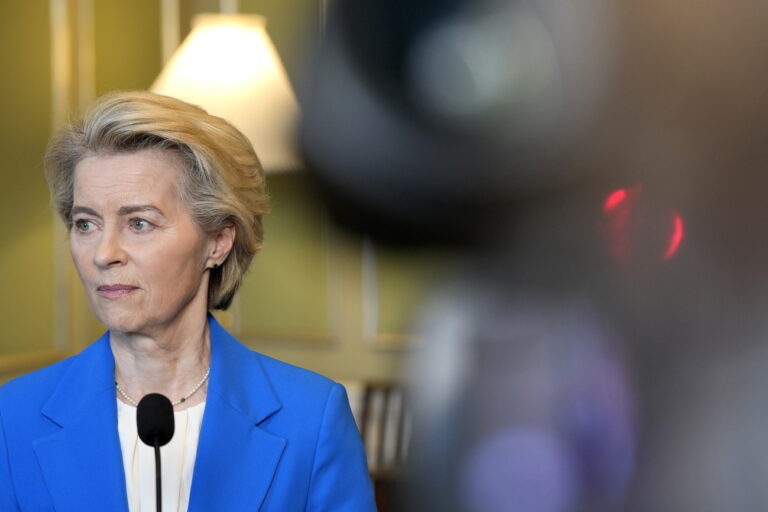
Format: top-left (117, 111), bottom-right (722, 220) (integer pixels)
top-left (0, 1), bottom-right (56, 362)
top-left (93, 0), bottom-right (163, 95)
top-left (239, 0), bottom-right (321, 82)
top-left (179, 0), bottom-right (219, 40)
top-left (237, 173), bottom-right (333, 342)
top-left (363, 245), bottom-right (452, 348)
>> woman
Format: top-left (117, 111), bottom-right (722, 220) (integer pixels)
top-left (0, 91), bottom-right (376, 511)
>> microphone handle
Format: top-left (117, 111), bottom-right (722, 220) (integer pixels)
top-left (154, 437), bottom-right (162, 512)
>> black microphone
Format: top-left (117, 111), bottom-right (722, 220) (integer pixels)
top-left (137, 393), bottom-right (175, 512)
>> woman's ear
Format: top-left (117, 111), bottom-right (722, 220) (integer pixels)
top-left (208, 222), bottom-right (236, 267)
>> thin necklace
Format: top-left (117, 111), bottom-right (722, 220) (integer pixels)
top-left (115, 366), bottom-right (211, 407)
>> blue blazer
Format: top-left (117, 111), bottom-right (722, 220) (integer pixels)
top-left (0, 316), bottom-right (376, 511)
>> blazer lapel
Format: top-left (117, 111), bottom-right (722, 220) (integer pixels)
top-left (33, 334), bottom-right (129, 512)
top-left (188, 316), bottom-right (286, 512)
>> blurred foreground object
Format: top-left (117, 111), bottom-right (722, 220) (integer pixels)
top-left (299, 0), bottom-right (768, 510)
top-left (299, 0), bottom-right (614, 244)
top-left (407, 284), bottom-right (636, 511)
top-left (152, 14), bottom-right (300, 172)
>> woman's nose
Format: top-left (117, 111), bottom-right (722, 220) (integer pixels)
top-left (93, 228), bottom-right (127, 268)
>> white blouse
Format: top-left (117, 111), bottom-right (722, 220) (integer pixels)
top-left (117, 399), bottom-right (206, 512)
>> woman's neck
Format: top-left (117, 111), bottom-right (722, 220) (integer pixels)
top-left (110, 313), bottom-right (211, 411)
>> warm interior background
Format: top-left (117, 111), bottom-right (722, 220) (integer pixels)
top-left (0, 0), bottom-right (444, 385)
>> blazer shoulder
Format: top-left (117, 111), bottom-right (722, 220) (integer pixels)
top-left (253, 351), bottom-right (338, 394)
top-left (211, 316), bottom-right (339, 401)
top-left (0, 355), bottom-right (77, 410)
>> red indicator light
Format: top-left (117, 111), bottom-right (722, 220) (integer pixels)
top-left (603, 189), bottom-right (627, 212)
top-left (662, 212), bottom-right (684, 260)
top-left (600, 186), bottom-right (684, 262)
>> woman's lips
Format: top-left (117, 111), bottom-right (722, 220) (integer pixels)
top-left (97, 284), bottom-right (139, 299)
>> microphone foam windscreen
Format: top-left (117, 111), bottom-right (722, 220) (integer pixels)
top-left (136, 393), bottom-right (175, 447)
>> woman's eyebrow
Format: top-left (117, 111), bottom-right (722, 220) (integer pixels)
top-left (116, 204), bottom-right (165, 217)
top-left (70, 205), bottom-right (102, 218)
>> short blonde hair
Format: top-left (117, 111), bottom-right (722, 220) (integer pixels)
top-left (44, 90), bottom-right (269, 310)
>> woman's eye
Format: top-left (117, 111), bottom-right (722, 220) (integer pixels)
top-left (74, 219), bottom-right (92, 232)
top-left (130, 218), bottom-right (151, 231)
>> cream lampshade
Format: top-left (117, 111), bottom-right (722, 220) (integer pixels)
top-left (151, 14), bottom-right (301, 172)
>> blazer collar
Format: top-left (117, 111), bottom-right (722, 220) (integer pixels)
top-left (188, 315), bottom-right (287, 512)
top-left (34, 315), bottom-right (286, 512)
top-left (205, 313), bottom-right (282, 425)
top-left (40, 315), bottom-right (283, 425)
top-left (40, 330), bottom-right (116, 427)
top-left (35, 332), bottom-right (128, 512)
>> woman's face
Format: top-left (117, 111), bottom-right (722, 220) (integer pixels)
top-left (70, 148), bottom-right (215, 336)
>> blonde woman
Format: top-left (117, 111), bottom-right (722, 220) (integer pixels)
top-left (0, 91), bottom-right (375, 512)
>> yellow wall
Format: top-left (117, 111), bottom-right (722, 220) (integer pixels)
top-left (0, 0), bottom-right (423, 384)
top-left (0, 1), bottom-right (58, 372)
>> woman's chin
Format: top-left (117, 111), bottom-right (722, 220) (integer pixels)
top-left (96, 312), bottom-right (146, 335)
